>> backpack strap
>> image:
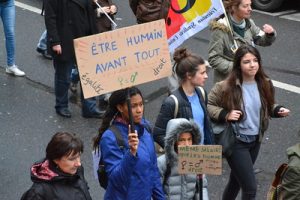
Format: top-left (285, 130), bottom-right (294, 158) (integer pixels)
top-left (197, 86), bottom-right (206, 102)
top-left (271, 163), bottom-right (289, 187)
top-left (169, 94), bottom-right (179, 118)
top-left (170, 87), bottom-right (205, 118)
top-left (99, 124), bottom-right (125, 166)
top-left (108, 124), bottom-right (125, 149)
top-left (267, 163), bottom-right (289, 199)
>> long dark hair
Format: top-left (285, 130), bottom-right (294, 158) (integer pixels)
top-left (222, 45), bottom-right (275, 115)
top-left (173, 47), bottom-right (205, 84)
top-left (92, 87), bottom-right (143, 150)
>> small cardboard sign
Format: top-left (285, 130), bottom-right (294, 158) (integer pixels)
top-left (74, 19), bottom-right (172, 99)
top-left (178, 145), bottom-right (222, 175)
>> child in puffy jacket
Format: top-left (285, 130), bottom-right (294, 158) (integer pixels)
top-left (157, 118), bottom-right (209, 200)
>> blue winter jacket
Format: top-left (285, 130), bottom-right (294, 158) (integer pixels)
top-left (100, 119), bottom-right (165, 200)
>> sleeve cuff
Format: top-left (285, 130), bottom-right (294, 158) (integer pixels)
top-left (273, 105), bottom-right (284, 118)
top-left (218, 109), bottom-right (229, 122)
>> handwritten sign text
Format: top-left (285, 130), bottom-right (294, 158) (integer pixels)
top-left (178, 145), bottom-right (222, 175)
top-left (74, 20), bottom-right (172, 98)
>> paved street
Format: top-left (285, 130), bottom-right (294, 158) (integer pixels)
top-left (0, 0), bottom-right (299, 199)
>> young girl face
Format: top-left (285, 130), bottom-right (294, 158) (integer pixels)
top-left (233, 0), bottom-right (252, 21)
top-left (240, 52), bottom-right (259, 81)
top-left (177, 132), bottom-right (193, 146)
top-left (188, 64), bottom-right (208, 87)
top-left (117, 94), bottom-right (144, 124)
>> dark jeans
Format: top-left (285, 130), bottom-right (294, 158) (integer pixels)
top-left (71, 65), bottom-right (79, 84)
top-left (53, 59), bottom-right (97, 114)
top-left (222, 139), bottom-right (261, 200)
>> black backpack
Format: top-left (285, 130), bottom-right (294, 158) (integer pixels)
top-left (97, 125), bottom-right (125, 189)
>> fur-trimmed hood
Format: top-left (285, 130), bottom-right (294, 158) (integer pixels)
top-left (209, 17), bottom-right (231, 33)
top-left (164, 118), bottom-right (201, 164)
top-left (30, 159), bottom-right (82, 184)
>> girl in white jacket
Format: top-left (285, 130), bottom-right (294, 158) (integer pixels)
top-left (157, 118), bottom-right (209, 200)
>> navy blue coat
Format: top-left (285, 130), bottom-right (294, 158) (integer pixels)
top-left (153, 86), bottom-right (215, 148)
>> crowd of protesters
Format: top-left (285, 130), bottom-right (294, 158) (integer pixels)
top-left (2, 0), bottom-right (294, 199)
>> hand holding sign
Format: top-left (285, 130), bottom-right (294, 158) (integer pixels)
top-left (128, 130), bottom-right (139, 156)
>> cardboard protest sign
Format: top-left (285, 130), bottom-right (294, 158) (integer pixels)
top-left (178, 145), bottom-right (222, 175)
top-left (74, 19), bottom-right (172, 99)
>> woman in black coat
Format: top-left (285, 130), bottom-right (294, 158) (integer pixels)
top-left (21, 132), bottom-right (92, 200)
top-left (44, 0), bottom-right (102, 118)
